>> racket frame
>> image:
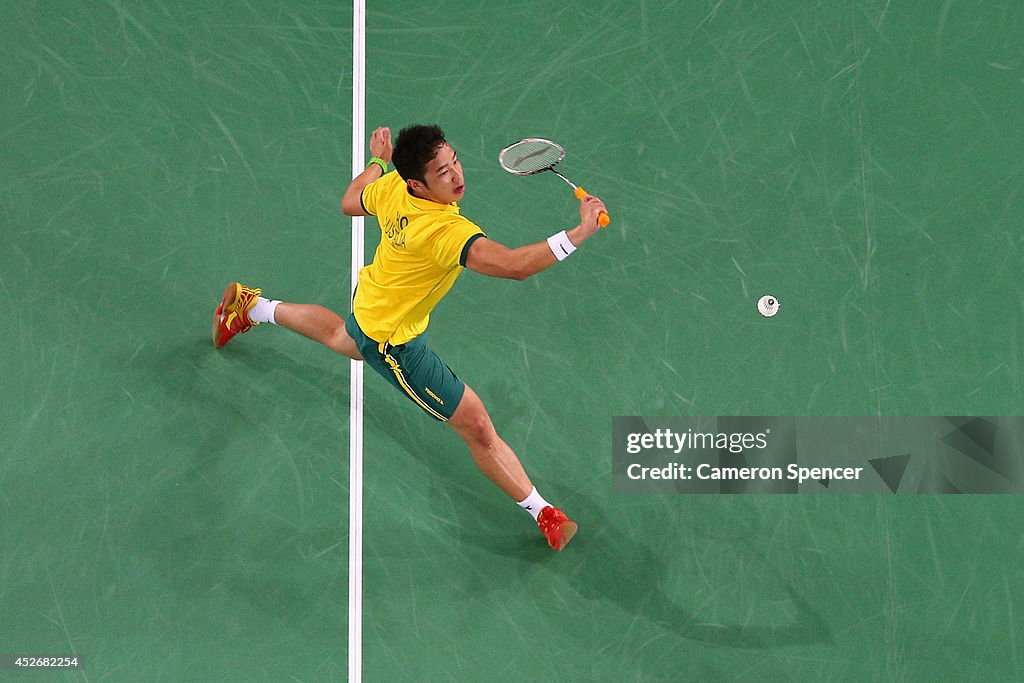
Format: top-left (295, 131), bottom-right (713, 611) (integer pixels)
top-left (498, 137), bottom-right (610, 226)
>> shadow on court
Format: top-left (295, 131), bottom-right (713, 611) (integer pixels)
top-left (132, 335), bottom-right (833, 656)
top-left (124, 338), bottom-right (345, 626)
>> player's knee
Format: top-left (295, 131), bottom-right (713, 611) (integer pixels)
top-left (452, 396), bottom-right (495, 447)
top-left (465, 415), bottom-right (495, 447)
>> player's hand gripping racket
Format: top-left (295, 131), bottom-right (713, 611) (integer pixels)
top-left (499, 138), bottom-right (611, 227)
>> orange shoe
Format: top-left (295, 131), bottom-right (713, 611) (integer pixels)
top-left (537, 506), bottom-right (577, 551)
top-left (212, 282), bottom-right (262, 348)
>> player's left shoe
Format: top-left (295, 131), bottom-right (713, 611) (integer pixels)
top-left (212, 282), bottom-right (262, 348)
top-left (537, 506), bottom-right (577, 551)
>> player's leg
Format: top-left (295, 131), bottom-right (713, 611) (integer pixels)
top-left (364, 334), bottom-right (576, 549)
top-left (447, 385), bottom-right (532, 501)
top-left (273, 303), bottom-right (362, 360)
top-left (448, 385), bottom-right (577, 550)
top-left (212, 282), bottom-right (361, 360)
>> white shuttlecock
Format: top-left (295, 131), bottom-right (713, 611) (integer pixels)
top-left (757, 295), bottom-right (780, 317)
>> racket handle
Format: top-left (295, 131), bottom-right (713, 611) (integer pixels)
top-left (574, 186), bottom-right (611, 227)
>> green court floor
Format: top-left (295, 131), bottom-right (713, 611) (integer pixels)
top-left (2, 1), bottom-right (1022, 680)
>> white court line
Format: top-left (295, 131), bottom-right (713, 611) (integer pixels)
top-left (348, 0), bottom-right (366, 681)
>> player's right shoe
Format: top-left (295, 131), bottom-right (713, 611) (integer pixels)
top-left (212, 282), bottom-right (262, 348)
top-left (537, 506), bottom-right (577, 551)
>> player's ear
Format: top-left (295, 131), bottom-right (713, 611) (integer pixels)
top-left (406, 178), bottom-right (426, 195)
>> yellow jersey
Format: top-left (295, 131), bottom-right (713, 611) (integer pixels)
top-left (354, 170), bottom-right (485, 345)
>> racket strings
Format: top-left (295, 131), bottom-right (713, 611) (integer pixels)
top-left (500, 139), bottom-right (563, 174)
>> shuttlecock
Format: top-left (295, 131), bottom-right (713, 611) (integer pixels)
top-left (757, 295), bottom-right (780, 317)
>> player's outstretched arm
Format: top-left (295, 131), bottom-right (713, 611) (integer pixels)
top-left (465, 194), bottom-right (607, 281)
top-left (342, 126), bottom-right (393, 216)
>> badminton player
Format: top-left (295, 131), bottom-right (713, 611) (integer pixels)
top-left (212, 124), bottom-right (607, 550)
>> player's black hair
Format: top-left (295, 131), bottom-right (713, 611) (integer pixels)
top-left (392, 124), bottom-right (447, 183)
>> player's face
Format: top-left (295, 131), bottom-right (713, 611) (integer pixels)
top-left (416, 143), bottom-right (465, 204)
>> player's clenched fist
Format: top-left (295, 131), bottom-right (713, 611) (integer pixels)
top-left (369, 127), bottom-right (392, 163)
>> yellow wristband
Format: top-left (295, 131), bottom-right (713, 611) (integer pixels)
top-left (367, 157), bottom-right (387, 174)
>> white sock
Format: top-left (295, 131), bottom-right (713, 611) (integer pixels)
top-left (516, 487), bottom-right (551, 521)
top-left (249, 297), bottom-right (281, 324)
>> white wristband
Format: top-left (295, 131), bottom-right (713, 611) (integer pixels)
top-left (546, 230), bottom-right (577, 261)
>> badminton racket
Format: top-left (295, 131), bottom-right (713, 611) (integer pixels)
top-left (498, 138), bottom-right (610, 227)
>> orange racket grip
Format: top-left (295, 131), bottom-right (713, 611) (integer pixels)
top-left (574, 186), bottom-right (611, 227)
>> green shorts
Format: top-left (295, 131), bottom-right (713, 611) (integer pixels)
top-left (345, 313), bottom-right (465, 422)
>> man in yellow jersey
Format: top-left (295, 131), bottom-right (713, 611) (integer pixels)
top-left (212, 124), bottom-right (607, 551)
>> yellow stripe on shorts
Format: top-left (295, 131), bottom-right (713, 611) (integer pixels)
top-left (381, 344), bottom-right (448, 422)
